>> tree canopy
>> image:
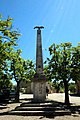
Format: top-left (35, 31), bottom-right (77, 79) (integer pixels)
top-left (0, 15), bottom-right (35, 102)
top-left (44, 42), bottom-right (80, 105)
top-left (0, 15), bottom-right (21, 91)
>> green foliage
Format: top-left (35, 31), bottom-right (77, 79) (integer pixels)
top-left (45, 42), bottom-right (72, 81)
top-left (0, 15), bottom-right (21, 91)
top-left (0, 15), bottom-right (35, 102)
top-left (46, 42), bottom-right (80, 82)
top-left (71, 43), bottom-right (80, 82)
top-left (0, 16), bottom-right (20, 40)
top-left (68, 82), bottom-right (76, 93)
top-left (0, 79), bottom-right (13, 92)
top-left (10, 53), bottom-right (35, 83)
top-left (9, 52), bottom-right (35, 102)
top-left (45, 42), bottom-right (80, 105)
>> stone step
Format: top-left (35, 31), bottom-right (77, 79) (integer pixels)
top-left (7, 100), bottom-right (69, 116)
top-left (20, 102), bottom-right (57, 107)
top-left (15, 106), bottom-right (65, 111)
top-left (7, 100), bottom-right (71, 116)
top-left (8, 110), bottom-right (71, 116)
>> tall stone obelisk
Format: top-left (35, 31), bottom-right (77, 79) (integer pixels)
top-left (33, 26), bottom-right (46, 102)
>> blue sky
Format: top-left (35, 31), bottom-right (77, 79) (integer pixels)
top-left (0, 0), bottom-right (80, 62)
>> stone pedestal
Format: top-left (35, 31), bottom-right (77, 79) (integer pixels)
top-left (33, 80), bottom-right (46, 102)
top-left (33, 73), bottom-right (46, 102)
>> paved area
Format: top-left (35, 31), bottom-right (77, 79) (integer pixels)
top-left (0, 93), bottom-right (80, 120)
top-left (48, 93), bottom-right (80, 105)
top-left (20, 93), bottom-right (80, 105)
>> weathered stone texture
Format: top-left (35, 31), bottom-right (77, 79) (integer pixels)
top-left (33, 80), bottom-right (46, 102)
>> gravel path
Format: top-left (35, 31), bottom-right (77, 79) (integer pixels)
top-left (0, 93), bottom-right (80, 120)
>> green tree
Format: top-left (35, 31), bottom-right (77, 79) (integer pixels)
top-left (0, 15), bottom-right (35, 103)
top-left (71, 43), bottom-right (80, 93)
top-left (0, 15), bottom-right (20, 92)
top-left (10, 50), bottom-right (35, 102)
top-left (46, 42), bottom-right (76, 105)
top-left (0, 74), bottom-right (13, 92)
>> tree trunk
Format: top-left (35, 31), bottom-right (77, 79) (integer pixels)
top-left (64, 79), bottom-right (70, 106)
top-left (15, 81), bottom-right (20, 102)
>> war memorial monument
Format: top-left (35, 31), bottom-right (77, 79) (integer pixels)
top-left (33, 26), bottom-right (46, 102)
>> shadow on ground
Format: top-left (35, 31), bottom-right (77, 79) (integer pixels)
top-left (0, 98), bottom-right (80, 119)
top-left (70, 93), bottom-right (80, 97)
top-left (0, 103), bottom-right (8, 110)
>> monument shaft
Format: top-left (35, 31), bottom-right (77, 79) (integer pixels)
top-left (33, 26), bottom-right (46, 102)
top-left (36, 28), bottom-right (43, 74)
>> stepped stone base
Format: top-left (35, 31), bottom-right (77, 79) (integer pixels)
top-left (9, 110), bottom-right (71, 116)
top-left (8, 100), bottom-right (71, 116)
